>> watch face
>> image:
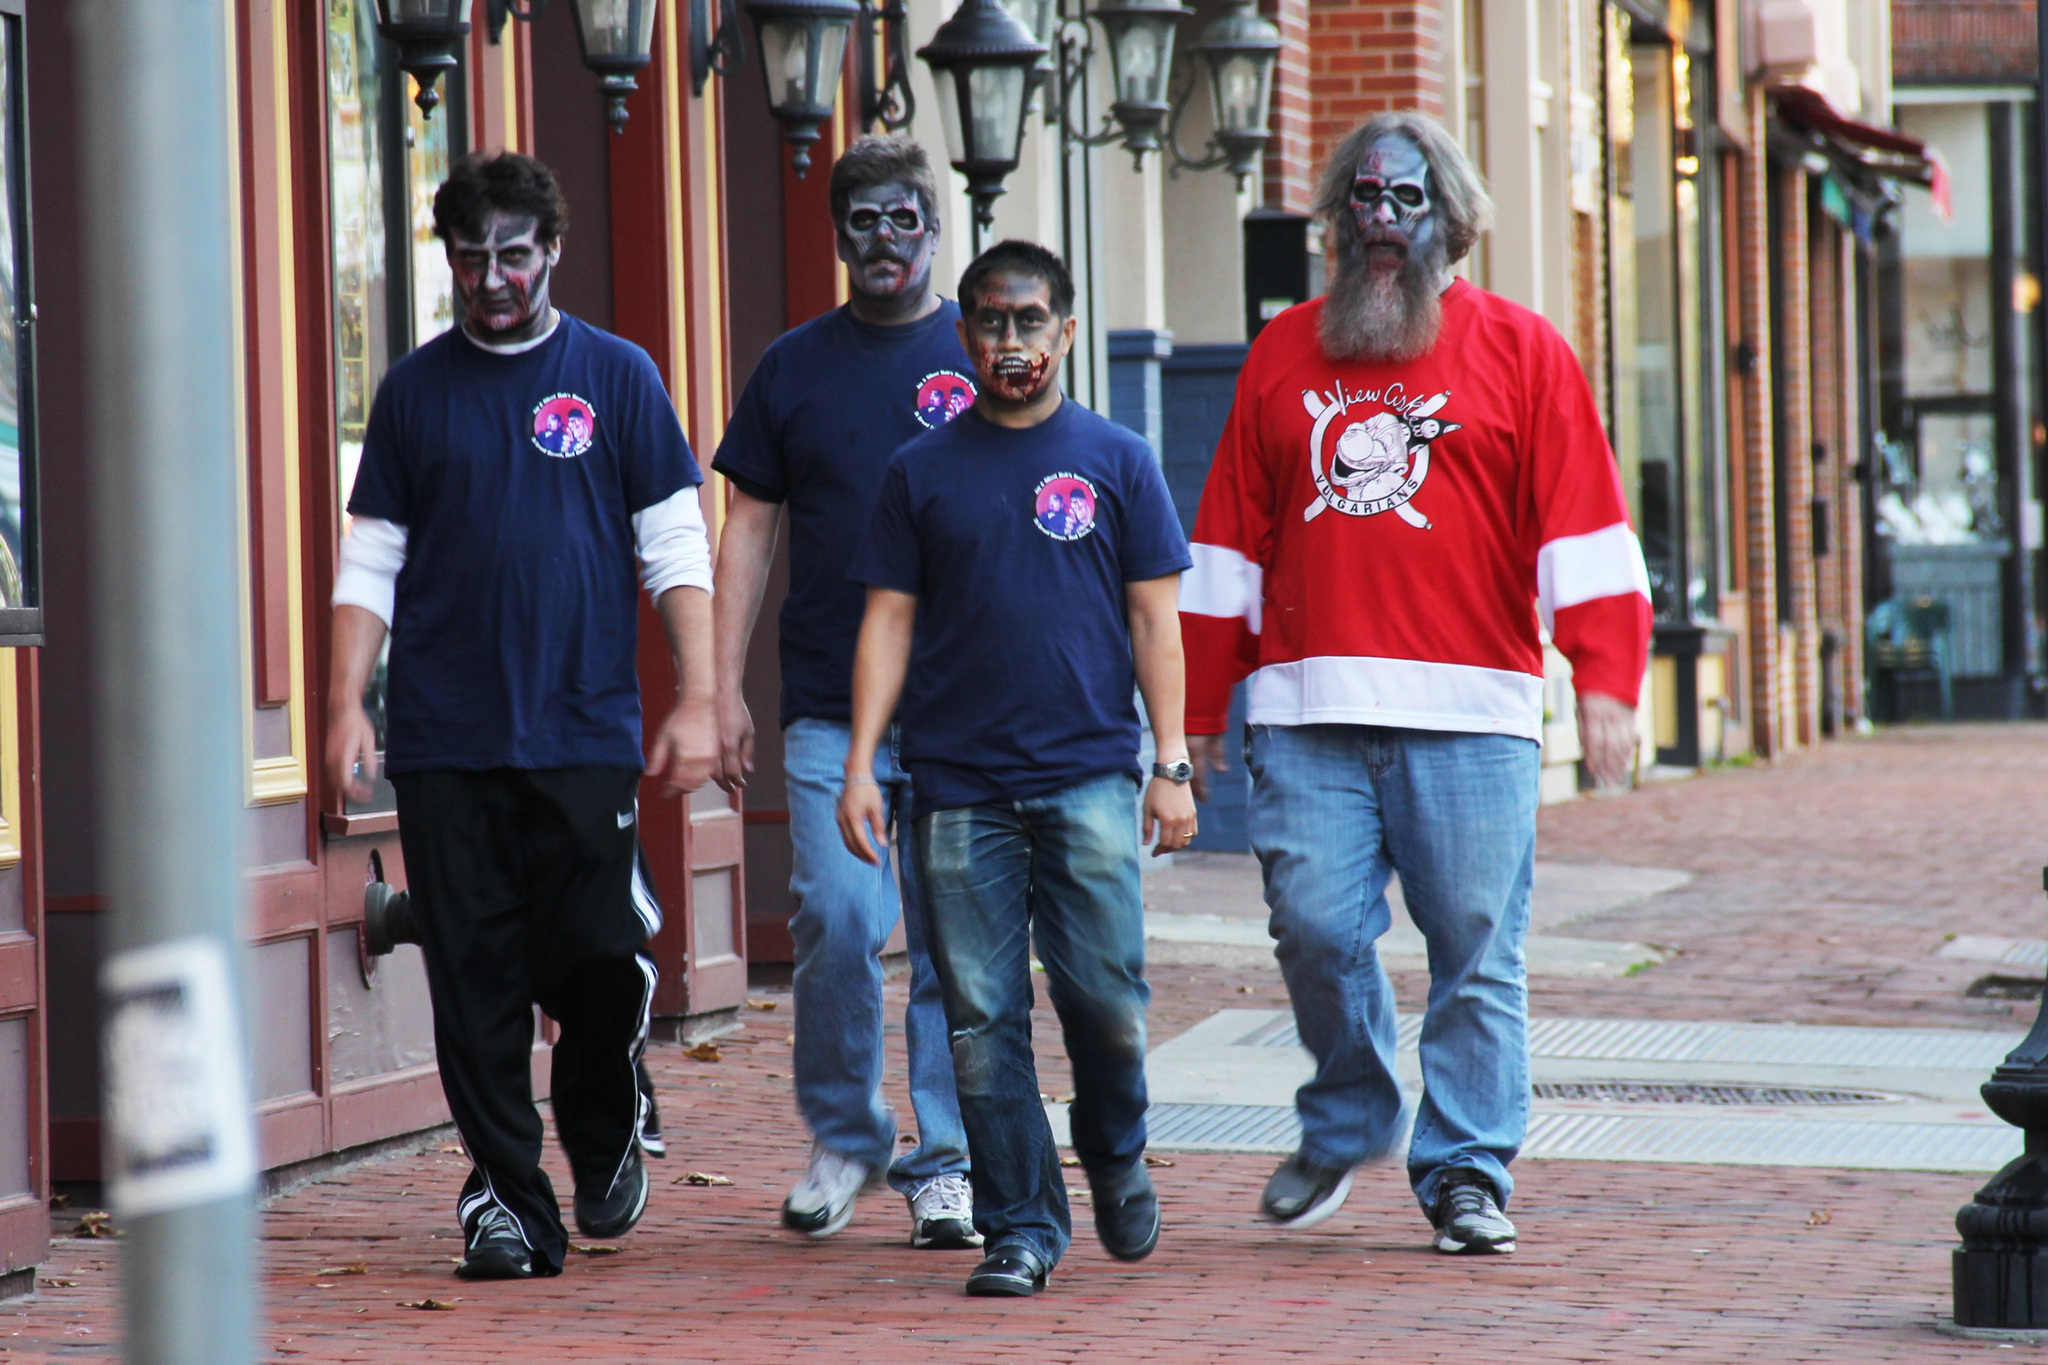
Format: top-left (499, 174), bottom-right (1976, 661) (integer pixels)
top-left (1156, 760), bottom-right (1193, 783)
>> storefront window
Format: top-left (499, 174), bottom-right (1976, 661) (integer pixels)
top-left (326, 0), bottom-right (462, 808)
top-left (1628, 39), bottom-right (1681, 619)
top-left (0, 9), bottom-right (36, 641)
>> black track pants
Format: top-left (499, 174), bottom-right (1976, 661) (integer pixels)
top-left (393, 766), bottom-right (661, 1275)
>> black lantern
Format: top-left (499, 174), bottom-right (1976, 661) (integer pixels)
top-left (1088, 0), bottom-right (1191, 158)
top-left (744, 0), bottom-right (862, 175)
top-left (374, 0), bottom-right (475, 117)
top-left (996, 0), bottom-right (1059, 107)
top-left (1186, 0), bottom-right (1279, 186)
top-left (569, 0), bottom-right (660, 133)
top-left (917, 0), bottom-right (1048, 234)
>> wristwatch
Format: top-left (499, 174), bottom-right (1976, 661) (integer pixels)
top-left (1152, 759), bottom-right (1193, 784)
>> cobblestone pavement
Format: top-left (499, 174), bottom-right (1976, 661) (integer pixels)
top-left (9, 724), bottom-right (2046, 1362)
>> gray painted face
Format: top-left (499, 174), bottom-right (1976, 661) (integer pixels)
top-left (838, 181), bottom-right (936, 304)
top-left (1350, 133), bottom-right (1437, 263)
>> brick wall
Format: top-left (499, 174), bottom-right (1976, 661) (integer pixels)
top-left (1893, 1), bottom-right (2037, 84)
top-left (1306, 0), bottom-right (1451, 176)
top-left (1264, 0), bottom-right (1315, 214)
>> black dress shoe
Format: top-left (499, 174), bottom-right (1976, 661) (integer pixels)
top-left (1091, 1163), bottom-right (1161, 1261)
top-left (574, 1150), bottom-right (649, 1239)
top-left (1259, 1151), bottom-right (1354, 1228)
top-left (965, 1244), bottom-right (1049, 1297)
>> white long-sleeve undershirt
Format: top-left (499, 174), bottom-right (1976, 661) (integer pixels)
top-left (332, 484), bottom-right (714, 627)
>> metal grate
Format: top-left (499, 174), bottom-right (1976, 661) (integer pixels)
top-left (1137, 1102), bottom-right (2020, 1171)
top-left (1530, 1081), bottom-right (1894, 1106)
top-left (1247, 1014), bottom-right (2021, 1071)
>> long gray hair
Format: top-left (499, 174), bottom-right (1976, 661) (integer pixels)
top-left (1314, 112), bottom-right (1493, 269)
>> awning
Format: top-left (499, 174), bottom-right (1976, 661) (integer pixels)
top-left (1769, 84), bottom-right (1950, 221)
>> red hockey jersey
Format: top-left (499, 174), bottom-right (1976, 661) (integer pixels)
top-left (1181, 282), bottom-right (1651, 739)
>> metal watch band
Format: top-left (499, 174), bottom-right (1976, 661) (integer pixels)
top-left (1153, 760), bottom-right (1193, 784)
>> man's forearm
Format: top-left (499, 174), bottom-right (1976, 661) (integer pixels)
top-left (711, 492), bottom-right (781, 697)
top-left (657, 585), bottom-right (715, 705)
top-left (1128, 578), bottom-right (1189, 760)
top-left (846, 589), bottom-right (915, 775)
top-left (328, 605), bottom-right (388, 720)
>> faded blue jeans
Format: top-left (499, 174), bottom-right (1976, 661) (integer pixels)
top-left (785, 718), bottom-right (968, 1192)
top-left (1246, 724), bottom-right (1538, 1213)
top-left (913, 773), bottom-right (1151, 1268)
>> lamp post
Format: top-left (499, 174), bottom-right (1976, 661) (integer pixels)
top-left (742, 0), bottom-right (861, 175)
top-left (1087, 0), bottom-right (1191, 161)
top-left (570, 0), bottom-right (661, 132)
top-left (1954, 867), bottom-right (2048, 1331)
top-left (916, 0), bottom-right (1049, 244)
top-left (1177, 0), bottom-right (1282, 187)
top-left (373, 0), bottom-right (474, 117)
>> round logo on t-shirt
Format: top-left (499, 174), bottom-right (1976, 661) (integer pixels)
top-left (531, 393), bottom-right (598, 458)
top-left (913, 370), bottom-right (976, 429)
top-left (1033, 473), bottom-right (1099, 542)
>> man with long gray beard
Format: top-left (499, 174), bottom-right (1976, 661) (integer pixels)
top-left (1180, 112), bottom-right (1652, 1255)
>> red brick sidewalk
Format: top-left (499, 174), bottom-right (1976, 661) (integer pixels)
top-left (8, 724), bottom-right (2044, 1362)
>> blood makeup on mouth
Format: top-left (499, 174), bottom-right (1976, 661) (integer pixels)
top-left (984, 350), bottom-right (1051, 400)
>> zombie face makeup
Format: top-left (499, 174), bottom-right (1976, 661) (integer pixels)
top-left (449, 210), bottom-right (559, 344)
top-left (1321, 131), bottom-right (1451, 364)
top-left (1349, 134), bottom-right (1438, 269)
top-left (837, 181), bottom-right (938, 319)
top-left (959, 271), bottom-right (1076, 415)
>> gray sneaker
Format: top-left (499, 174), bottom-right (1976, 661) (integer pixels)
top-left (782, 1143), bottom-right (875, 1238)
top-left (1430, 1171), bottom-right (1516, 1254)
top-left (906, 1172), bottom-right (983, 1249)
top-left (1259, 1152), bottom-right (1355, 1228)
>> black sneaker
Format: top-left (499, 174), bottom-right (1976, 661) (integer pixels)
top-left (1429, 1170), bottom-right (1516, 1254)
top-left (455, 1205), bottom-right (536, 1281)
top-left (636, 1061), bottom-right (666, 1159)
top-left (574, 1150), bottom-right (649, 1240)
top-left (964, 1243), bottom-right (1049, 1297)
top-left (1259, 1152), bottom-right (1354, 1228)
top-left (1091, 1163), bottom-right (1161, 1262)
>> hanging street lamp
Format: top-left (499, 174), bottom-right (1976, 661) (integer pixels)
top-left (1174, 0), bottom-right (1282, 187)
top-left (569, 0), bottom-right (661, 133)
top-left (1087, 0), bottom-right (1191, 160)
top-left (916, 0), bottom-right (1049, 238)
top-left (374, 0), bottom-right (475, 117)
top-left (742, 0), bottom-right (863, 174)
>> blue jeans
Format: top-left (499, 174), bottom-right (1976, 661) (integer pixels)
top-left (785, 718), bottom-right (968, 1192)
top-left (1245, 724), bottom-right (1537, 1213)
top-left (914, 773), bottom-right (1151, 1268)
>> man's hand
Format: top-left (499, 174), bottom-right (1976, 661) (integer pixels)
top-left (713, 689), bottom-right (755, 793)
top-left (327, 703), bottom-right (379, 805)
top-left (836, 777), bottom-right (888, 866)
top-left (1577, 690), bottom-right (1638, 789)
top-left (647, 698), bottom-right (719, 796)
top-left (1143, 776), bottom-right (1198, 857)
top-left (1188, 733), bottom-right (1229, 805)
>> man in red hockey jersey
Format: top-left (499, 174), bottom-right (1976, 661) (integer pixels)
top-left (1181, 112), bottom-right (1651, 1257)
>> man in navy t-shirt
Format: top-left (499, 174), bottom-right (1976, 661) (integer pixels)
top-left (327, 153), bottom-right (717, 1281)
top-left (709, 136), bottom-right (976, 1249)
top-left (839, 241), bottom-right (1198, 1297)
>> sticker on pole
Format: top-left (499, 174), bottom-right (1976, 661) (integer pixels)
top-left (101, 938), bottom-right (256, 1215)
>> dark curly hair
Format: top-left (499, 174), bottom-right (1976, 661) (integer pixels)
top-left (432, 151), bottom-right (570, 246)
top-left (958, 240), bottom-right (1075, 319)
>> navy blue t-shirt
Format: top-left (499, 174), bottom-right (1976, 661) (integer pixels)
top-left (711, 302), bottom-right (976, 727)
top-left (347, 315), bottom-right (701, 774)
top-left (848, 399), bottom-right (1192, 818)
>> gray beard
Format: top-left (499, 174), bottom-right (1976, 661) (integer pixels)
top-left (1319, 239), bottom-right (1446, 364)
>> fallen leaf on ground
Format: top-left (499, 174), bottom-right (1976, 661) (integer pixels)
top-left (73, 1212), bottom-right (114, 1238)
top-left (899, 1134), bottom-right (917, 1144)
top-left (684, 1042), bottom-right (722, 1062)
top-left (570, 1244), bottom-right (623, 1255)
top-left (1144, 1155), bottom-right (1175, 1168)
top-left (766, 1072), bottom-right (788, 1079)
top-left (1060, 1156), bottom-right (1082, 1167)
top-left (1806, 1209), bottom-right (1832, 1226)
top-left (40, 1279), bottom-right (76, 1289)
top-left (314, 1263), bottom-right (369, 1276)
top-left (402, 1298), bottom-right (459, 1311)
top-left (681, 1172), bottom-right (734, 1186)
top-left (436, 1145), bottom-right (465, 1155)
top-left (1236, 985), bottom-right (1258, 994)
top-left (48, 1193), bottom-right (70, 1210)
top-left (747, 999), bottom-right (779, 1011)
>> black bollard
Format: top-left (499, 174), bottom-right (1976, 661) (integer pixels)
top-left (1954, 867), bottom-right (2048, 1327)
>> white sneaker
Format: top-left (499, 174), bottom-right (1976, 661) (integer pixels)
top-left (906, 1172), bottom-right (983, 1250)
top-left (782, 1143), bottom-right (874, 1238)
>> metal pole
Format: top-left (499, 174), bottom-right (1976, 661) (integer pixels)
top-left (74, 0), bottom-right (258, 1361)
